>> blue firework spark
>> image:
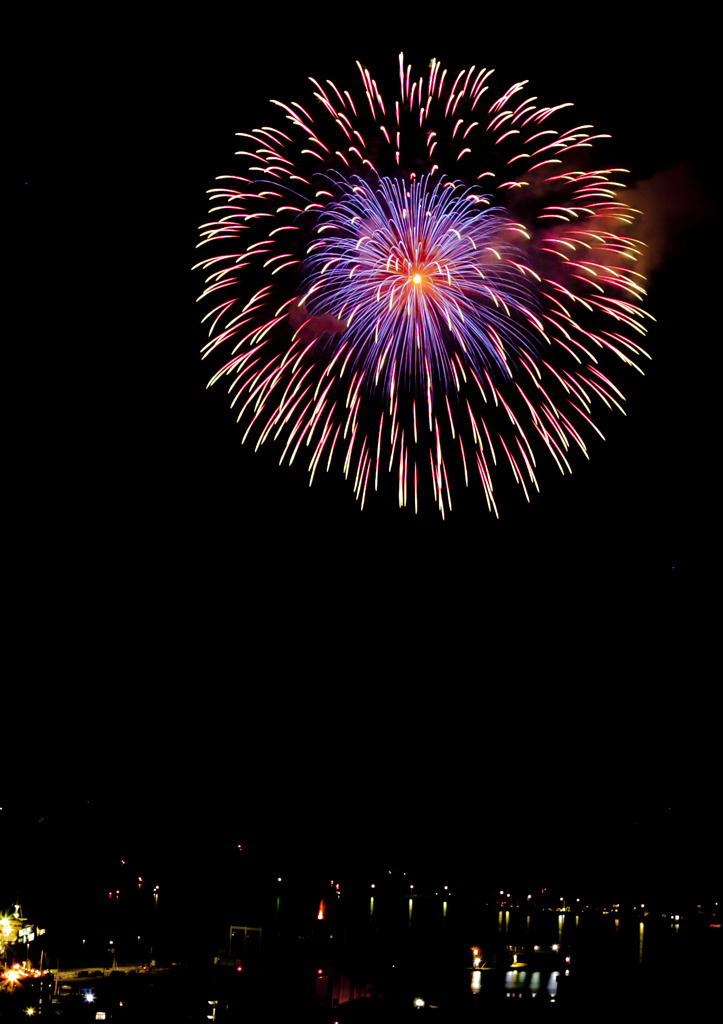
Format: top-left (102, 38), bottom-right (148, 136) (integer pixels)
top-left (304, 174), bottom-right (542, 386)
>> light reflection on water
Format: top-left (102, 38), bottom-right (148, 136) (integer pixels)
top-left (504, 968), bottom-right (556, 999)
top-left (319, 894), bottom-right (710, 1011)
top-left (504, 968), bottom-right (525, 993)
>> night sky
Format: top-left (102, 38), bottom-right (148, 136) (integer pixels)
top-left (8, 7), bottom-right (717, 958)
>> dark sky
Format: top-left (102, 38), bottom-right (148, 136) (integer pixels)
top-left (8, 8), bottom-right (717, 932)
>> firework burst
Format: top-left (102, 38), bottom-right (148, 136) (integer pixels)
top-left (197, 55), bottom-right (652, 516)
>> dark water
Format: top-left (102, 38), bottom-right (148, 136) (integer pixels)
top-left (3, 875), bottom-right (719, 1021)
top-left (306, 895), bottom-right (721, 1019)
